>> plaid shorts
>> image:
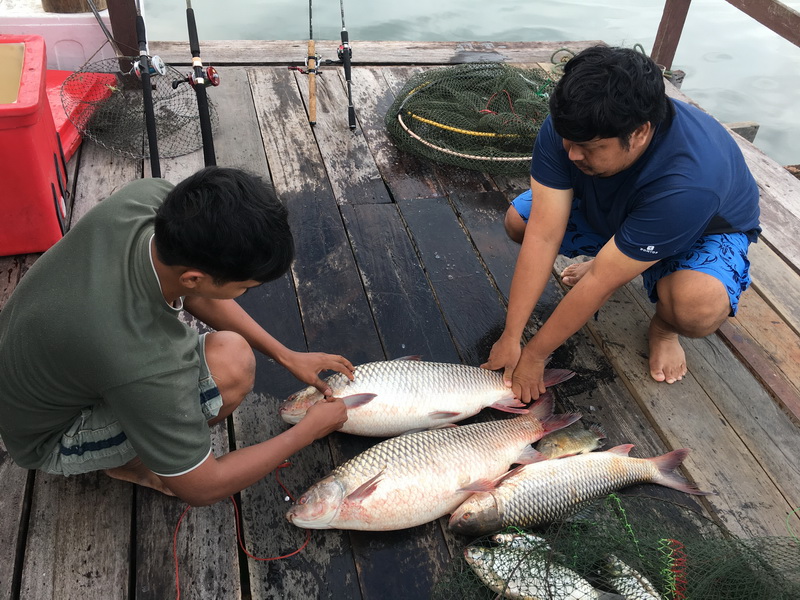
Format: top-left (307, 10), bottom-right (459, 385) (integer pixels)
top-left (511, 190), bottom-right (753, 315)
top-left (40, 333), bottom-right (223, 476)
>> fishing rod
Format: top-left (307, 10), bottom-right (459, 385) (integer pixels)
top-left (306, 0), bottom-right (319, 125)
top-left (134, 0), bottom-right (161, 177)
top-left (172, 0), bottom-right (220, 167)
top-left (338, 0), bottom-right (356, 130)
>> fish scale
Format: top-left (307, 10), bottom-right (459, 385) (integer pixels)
top-left (286, 394), bottom-right (581, 531)
top-left (280, 358), bottom-right (574, 437)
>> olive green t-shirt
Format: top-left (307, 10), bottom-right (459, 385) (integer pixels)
top-left (0, 178), bottom-right (211, 475)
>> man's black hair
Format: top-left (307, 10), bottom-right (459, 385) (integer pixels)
top-left (154, 166), bottom-right (294, 284)
top-left (549, 45), bottom-right (671, 149)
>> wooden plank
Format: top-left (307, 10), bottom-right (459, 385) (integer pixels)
top-left (651, 0), bottom-right (692, 70)
top-left (724, 0), bottom-right (800, 48)
top-left (0, 439), bottom-right (29, 600)
top-left (0, 256), bottom-right (23, 307)
top-left (152, 40), bottom-right (604, 68)
top-left (350, 66), bottom-right (443, 202)
top-left (748, 239), bottom-right (800, 338)
top-left (20, 472), bottom-right (132, 599)
top-left (293, 69), bottom-right (391, 206)
top-left (556, 256), bottom-right (800, 537)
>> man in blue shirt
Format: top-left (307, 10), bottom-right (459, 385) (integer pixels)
top-left (482, 46), bottom-right (760, 401)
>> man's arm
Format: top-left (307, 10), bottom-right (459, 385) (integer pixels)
top-left (513, 237), bottom-right (657, 402)
top-left (159, 398), bottom-right (347, 506)
top-left (482, 178), bottom-right (573, 379)
top-left (184, 296), bottom-right (353, 394)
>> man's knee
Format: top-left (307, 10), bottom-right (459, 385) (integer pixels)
top-left (504, 206), bottom-right (526, 244)
top-left (205, 331), bottom-right (256, 402)
top-left (656, 272), bottom-right (730, 337)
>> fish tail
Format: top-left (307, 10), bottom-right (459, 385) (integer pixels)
top-left (651, 449), bottom-right (715, 496)
top-left (526, 392), bottom-right (581, 434)
top-left (542, 368), bottom-right (575, 387)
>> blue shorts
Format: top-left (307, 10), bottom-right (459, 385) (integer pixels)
top-left (511, 190), bottom-right (752, 315)
top-left (40, 333), bottom-right (223, 476)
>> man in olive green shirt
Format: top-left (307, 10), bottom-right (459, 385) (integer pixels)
top-left (0, 167), bottom-right (352, 505)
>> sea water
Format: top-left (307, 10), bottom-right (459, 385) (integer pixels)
top-left (144, 0), bottom-right (800, 166)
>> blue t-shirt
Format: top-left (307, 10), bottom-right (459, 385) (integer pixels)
top-left (530, 99), bottom-right (760, 261)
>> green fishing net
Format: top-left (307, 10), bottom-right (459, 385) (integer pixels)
top-left (384, 63), bottom-right (555, 175)
top-left (431, 494), bottom-right (800, 600)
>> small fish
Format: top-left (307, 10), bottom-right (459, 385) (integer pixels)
top-left (449, 445), bottom-right (713, 536)
top-left (280, 356), bottom-right (574, 437)
top-left (536, 422), bottom-right (605, 459)
top-left (465, 544), bottom-right (624, 600)
top-left (491, 531), bottom-right (550, 551)
top-left (601, 554), bottom-right (663, 600)
top-left (285, 393), bottom-right (580, 531)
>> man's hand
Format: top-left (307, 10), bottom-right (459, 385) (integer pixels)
top-left (282, 350), bottom-right (355, 396)
top-left (511, 348), bottom-right (547, 403)
top-left (299, 397), bottom-right (349, 440)
top-left (481, 334), bottom-right (522, 388)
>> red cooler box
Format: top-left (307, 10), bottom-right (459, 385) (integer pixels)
top-left (0, 34), bottom-right (68, 257)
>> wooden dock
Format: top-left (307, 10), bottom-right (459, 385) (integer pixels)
top-left (1, 40), bottom-right (799, 600)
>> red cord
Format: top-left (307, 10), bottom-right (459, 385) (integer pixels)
top-left (173, 461), bottom-right (310, 599)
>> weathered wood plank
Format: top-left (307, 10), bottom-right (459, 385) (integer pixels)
top-left (749, 239), bottom-right (800, 338)
top-left (20, 473), bottom-right (132, 600)
top-left (152, 40), bottom-right (603, 68)
top-left (0, 439), bottom-right (29, 600)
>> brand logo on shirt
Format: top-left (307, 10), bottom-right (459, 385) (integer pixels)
top-left (640, 245), bottom-right (658, 255)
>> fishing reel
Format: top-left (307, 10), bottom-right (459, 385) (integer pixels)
top-left (337, 42), bottom-right (352, 62)
top-left (289, 52), bottom-right (322, 76)
top-left (132, 55), bottom-right (167, 78)
top-left (171, 66), bottom-right (221, 90)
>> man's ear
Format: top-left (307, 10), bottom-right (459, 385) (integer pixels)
top-left (178, 269), bottom-right (210, 289)
top-left (629, 122), bottom-right (652, 150)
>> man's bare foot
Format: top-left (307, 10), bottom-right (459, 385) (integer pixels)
top-left (648, 315), bottom-right (687, 384)
top-left (105, 457), bottom-right (175, 496)
top-left (560, 260), bottom-right (593, 287)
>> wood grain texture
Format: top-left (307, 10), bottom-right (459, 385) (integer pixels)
top-left (0, 439), bottom-right (29, 600)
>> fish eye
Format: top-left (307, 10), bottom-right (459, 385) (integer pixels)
top-left (298, 496), bottom-right (308, 505)
top-left (461, 512), bottom-right (473, 520)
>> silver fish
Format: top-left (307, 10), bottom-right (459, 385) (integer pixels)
top-left (280, 356), bottom-right (574, 437)
top-left (601, 554), bottom-right (663, 600)
top-left (491, 531), bottom-right (551, 551)
top-left (536, 422), bottom-right (605, 459)
top-left (285, 393), bottom-right (580, 531)
top-left (449, 445), bottom-right (713, 536)
top-left (465, 544), bottom-right (624, 600)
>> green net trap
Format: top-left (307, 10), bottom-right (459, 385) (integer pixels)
top-left (431, 494), bottom-right (800, 600)
top-left (384, 63), bottom-right (555, 175)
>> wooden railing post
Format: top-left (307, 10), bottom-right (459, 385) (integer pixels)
top-left (105, 0), bottom-right (138, 57)
top-left (651, 0), bottom-right (692, 70)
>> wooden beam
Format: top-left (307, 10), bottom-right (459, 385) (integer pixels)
top-left (105, 0), bottom-right (138, 56)
top-left (725, 0), bottom-right (800, 48)
top-left (651, 0), bottom-right (692, 70)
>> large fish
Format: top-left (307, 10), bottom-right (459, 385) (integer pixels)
top-left (280, 356), bottom-right (574, 437)
top-left (449, 445), bottom-right (713, 536)
top-left (285, 393), bottom-right (580, 531)
top-left (464, 543), bottom-right (625, 600)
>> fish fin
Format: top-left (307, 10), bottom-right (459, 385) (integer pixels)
top-left (651, 448), bottom-right (716, 496)
top-left (346, 470), bottom-right (384, 501)
top-left (542, 368), bottom-right (576, 387)
top-left (527, 391), bottom-right (555, 421)
top-left (489, 394), bottom-right (529, 414)
top-left (541, 412), bottom-right (582, 435)
top-left (400, 423), bottom-right (459, 435)
top-left (588, 422), bottom-right (606, 439)
top-left (428, 410), bottom-right (461, 419)
top-left (514, 446), bottom-right (547, 465)
top-left (607, 444), bottom-right (634, 456)
top-left (458, 478), bottom-right (497, 493)
top-left (342, 393), bottom-right (378, 409)
top-left (392, 355), bottom-right (422, 361)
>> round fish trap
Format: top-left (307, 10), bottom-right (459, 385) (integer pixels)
top-left (431, 494), bottom-right (800, 600)
top-left (384, 63), bottom-right (555, 175)
top-left (60, 56), bottom-right (217, 159)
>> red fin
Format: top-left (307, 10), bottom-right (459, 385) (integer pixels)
top-left (429, 411), bottom-right (461, 419)
top-left (490, 396), bottom-right (529, 414)
top-left (588, 423), bottom-right (607, 440)
top-left (514, 446), bottom-right (547, 465)
top-left (346, 470), bottom-right (384, 501)
top-left (607, 444), bottom-right (634, 456)
top-left (651, 448), bottom-right (715, 496)
top-left (458, 478), bottom-right (496, 493)
top-left (393, 355), bottom-right (422, 361)
top-left (342, 393), bottom-right (378, 409)
top-left (542, 368), bottom-right (576, 387)
top-left (528, 391), bottom-right (555, 422)
top-left (541, 412), bottom-right (582, 435)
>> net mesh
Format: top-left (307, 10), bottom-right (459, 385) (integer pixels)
top-left (432, 494), bottom-right (800, 600)
top-left (385, 63), bottom-right (555, 175)
top-left (60, 56), bottom-right (217, 159)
